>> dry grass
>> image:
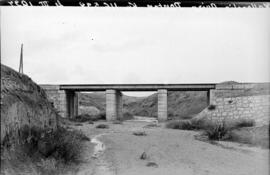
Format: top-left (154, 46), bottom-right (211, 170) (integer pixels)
top-left (166, 120), bottom-right (194, 130)
top-left (203, 121), bottom-right (231, 140)
top-left (146, 162), bottom-right (158, 167)
top-left (133, 131), bottom-right (147, 136)
top-left (1, 125), bottom-right (89, 174)
top-left (234, 118), bottom-right (255, 128)
top-left (74, 123), bottom-right (83, 126)
top-left (190, 117), bottom-right (213, 130)
top-left (123, 111), bottom-right (134, 120)
top-left (113, 120), bottom-right (123, 124)
top-left (226, 125), bottom-right (269, 149)
top-left (96, 124), bottom-right (109, 129)
top-left (143, 123), bottom-right (159, 128)
top-left (167, 118), bottom-right (255, 131)
top-left (70, 112), bottom-right (106, 123)
top-left (166, 117), bottom-right (267, 148)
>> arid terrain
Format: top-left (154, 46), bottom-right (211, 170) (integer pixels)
top-left (73, 119), bottom-right (269, 175)
top-left (1, 64), bottom-right (269, 175)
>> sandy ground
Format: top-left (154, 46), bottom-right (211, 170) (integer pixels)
top-left (74, 120), bottom-right (269, 175)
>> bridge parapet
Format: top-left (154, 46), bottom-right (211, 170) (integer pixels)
top-left (216, 83), bottom-right (270, 90)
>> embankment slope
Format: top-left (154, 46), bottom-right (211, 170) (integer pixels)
top-left (1, 64), bottom-right (58, 143)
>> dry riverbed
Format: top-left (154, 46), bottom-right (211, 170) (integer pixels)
top-left (73, 120), bottom-right (269, 175)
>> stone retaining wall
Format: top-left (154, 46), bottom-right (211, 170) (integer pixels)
top-left (206, 83), bottom-right (270, 125)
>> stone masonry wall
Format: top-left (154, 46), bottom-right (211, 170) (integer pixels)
top-left (40, 85), bottom-right (67, 118)
top-left (206, 83), bottom-right (270, 126)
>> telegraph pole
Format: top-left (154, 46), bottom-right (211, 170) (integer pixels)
top-left (19, 44), bottom-right (23, 74)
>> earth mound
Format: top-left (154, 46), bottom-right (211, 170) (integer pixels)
top-left (1, 64), bottom-right (58, 143)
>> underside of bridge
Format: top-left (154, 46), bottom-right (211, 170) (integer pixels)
top-left (58, 84), bottom-right (216, 121)
top-left (63, 89), bottom-right (170, 121)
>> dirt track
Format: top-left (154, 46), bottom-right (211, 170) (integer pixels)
top-left (75, 120), bottom-right (269, 175)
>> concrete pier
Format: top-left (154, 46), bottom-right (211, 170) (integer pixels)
top-left (66, 91), bottom-right (78, 118)
top-left (106, 90), bottom-right (123, 121)
top-left (106, 90), bottom-right (117, 121)
top-left (158, 89), bottom-right (168, 121)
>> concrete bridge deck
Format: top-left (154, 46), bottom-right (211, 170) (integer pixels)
top-left (41, 83), bottom-right (270, 122)
top-left (59, 84), bottom-right (216, 91)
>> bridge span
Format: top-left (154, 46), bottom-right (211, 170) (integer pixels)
top-left (41, 84), bottom-right (216, 121)
top-left (59, 84), bottom-right (216, 91)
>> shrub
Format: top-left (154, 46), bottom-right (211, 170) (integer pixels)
top-left (225, 129), bottom-right (252, 144)
top-left (190, 117), bottom-right (213, 130)
top-left (72, 130), bottom-right (91, 141)
top-left (39, 127), bottom-right (89, 163)
top-left (179, 120), bottom-right (195, 130)
top-left (113, 120), bottom-right (123, 124)
top-left (166, 120), bottom-right (194, 130)
top-left (234, 119), bottom-right (255, 128)
top-left (190, 118), bottom-right (255, 132)
top-left (123, 112), bottom-right (134, 120)
top-left (140, 152), bottom-right (148, 160)
top-left (166, 120), bottom-right (181, 129)
top-left (207, 105), bottom-right (216, 110)
top-left (52, 130), bottom-right (83, 162)
top-left (2, 126), bottom-right (89, 164)
top-left (70, 114), bottom-right (92, 122)
top-left (143, 123), bottom-right (159, 128)
top-left (180, 115), bottom-right (194, 120)
top-left (74, 123), bottom-right (83, 126)
top-left (98, 112), bottom-right (106, 121)
top-left (146, 162), bottom-right (158, 167)
top-left (71, 112), bottom-right (106, 122)
top-left (96, 124), bottom-right (109, 129)
top-left (204, 121), bottom-right (231, 140)
top-left (89, 112), bottom-right (106, 121)
top-left (133, 131), bottom-right (147, 136)
top-left (225, 125), bottom-right (269, 149)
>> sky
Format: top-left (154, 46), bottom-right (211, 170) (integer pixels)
top-left (1, 7), bottom-right (270, 96)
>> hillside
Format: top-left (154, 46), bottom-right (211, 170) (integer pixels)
top-left (1, 64), bottom-right (58, 143)
top-left (78, 91), bottom-right (208, 119)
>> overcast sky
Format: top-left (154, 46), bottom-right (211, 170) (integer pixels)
top-left (1, 7), bottom-right (270, 96)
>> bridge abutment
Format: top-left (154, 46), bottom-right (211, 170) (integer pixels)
top-left (158, 89), bottom-right (168, 121)
top-left (106, 90), bottom-right (123, 121)
top-left (40, 85), bottom-right (68, 118)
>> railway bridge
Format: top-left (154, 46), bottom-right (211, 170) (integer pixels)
top-left (41, 84), bottom-right (216, 121)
